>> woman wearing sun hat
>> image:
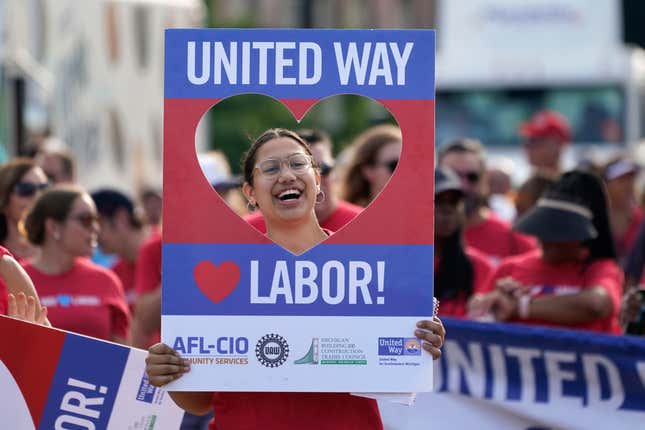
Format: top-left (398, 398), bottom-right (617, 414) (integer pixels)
top-left (469, 170), bottom-right (622, 334)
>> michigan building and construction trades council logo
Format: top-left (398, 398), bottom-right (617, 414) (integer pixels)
top-left (255, 334), bottom-right (289, 368)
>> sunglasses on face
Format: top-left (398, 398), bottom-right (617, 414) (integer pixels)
top-left (69, 213), bottom-right (100, 230)
top-left (319, 162), bottom-right (334, 177)
top-left (255, 153), bottom-right (313, 179)
top-left (375, 159), bottom-right (398, 173)
top-left (13, 181), bottom-right (50, 197)
top-left (455, 171), bottom-right (480, 184)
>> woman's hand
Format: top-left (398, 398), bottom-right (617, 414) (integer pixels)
top-left (145, 343), bottom-right (191, 387)
top-left (415, 317), bottom-right (445, 360)
top-left (7, 292), bottom-right (48, 325)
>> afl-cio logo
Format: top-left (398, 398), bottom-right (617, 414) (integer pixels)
top-left (255, 334), bottom-right (289, 368)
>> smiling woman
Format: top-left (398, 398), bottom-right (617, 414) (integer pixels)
top-left (146, 128), bottom-right (446, 430)
top-left (21, 186), bottom-right (131, 344)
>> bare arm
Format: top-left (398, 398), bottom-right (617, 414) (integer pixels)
top-left (529, 286), bottom-right (613, 324)
top-left (145, 343), bottom-right (213, 415)
top-left (492, 286), bottom-right (613, 325)
top-left (132, 288), bottom-right (161, 348)
top-left (1, 255), bottom-right (50, 326)
top-left (168, 392), bottom-right (214, 416)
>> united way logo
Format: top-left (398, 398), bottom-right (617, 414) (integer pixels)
top-left (404, 339), bottom-right (420, 354)
top-left (255, 334), bottom-right (289, 368)
top-left (378, 337), bottom-right (422, 356)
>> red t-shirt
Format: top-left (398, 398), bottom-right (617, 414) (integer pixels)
top-left (464, 212), bottom-right (536, 266)
top-left (0, 246), bottom-right (12, 315)
top-left (209, 392), bottom-right (382, 430)
top-left (111, 258), bottom-right (137, 309)
top-left (245, 200), bottom-right (363, 233)
top-left (615, 207), bottom-right (644, 259)
top-left (435, 247), bottom-right (495, 318)
top-left (487, 250), bottom-right (623, 334)
top-left (136, 231), bottom-right (162, 296)
top-left (24, 258), bottom-right (131, 341)
top-left (135, 230), bottom-right (162, 346)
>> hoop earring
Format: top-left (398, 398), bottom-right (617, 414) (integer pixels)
top-left (315, 190), bottom-right (326, 204)
top-left (247, 201), bottom-right (256, 212)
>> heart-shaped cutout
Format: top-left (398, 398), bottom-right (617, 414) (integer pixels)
top-left (195, 94), bottom-right (400, 255)
top-left (193, 260), bottom-right (241, 304)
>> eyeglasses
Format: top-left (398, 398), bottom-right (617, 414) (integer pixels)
top-left (319, 162), bottom-right (334, 177)
top-left (69, 213), bottom-right (100, 230)
top-left (455, 171), bottom-right (480, 184)
top-left (375, 159), bottom-right (398, 173)
top-left (255, 153), bottom-right (313, 178)
top-left (14, 182), bottom-right (50, 197)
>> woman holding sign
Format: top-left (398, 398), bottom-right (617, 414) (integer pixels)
top-left (146, 128), bottom-right (445, 430)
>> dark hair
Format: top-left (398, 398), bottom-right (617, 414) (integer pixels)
top-left (91, 188), bottom-right (143, 229)
top-left (546, 170), bottom-right (617, 261)
top-left (516, 173), bottom-right (557, 214)
top-left (434, 228), bottom-right (474, 301)
top-left (438, 138), bottom-right (486, 172)
top-left (241, 128), bottom-right (316, 186)
top-left (23, 186), bottom-right (84, 246)
top-left (296, 129), bottom-right (331, 147)
top-left (341, 124), bottom-right (402, 207)
top-left (0, 158), bottom-right (40, 243)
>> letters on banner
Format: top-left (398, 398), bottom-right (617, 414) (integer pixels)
top-left (378, 319), bottom-right (645, 430)
top-left (162, 29), bottom-right (436, 392)
top-left (0, 316), bottom-right (184, 430)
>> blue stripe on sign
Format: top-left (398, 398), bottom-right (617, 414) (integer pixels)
top-left (39, 333), bottom-right (130, 429)
top-left (164, 29), bottom-right (435, 100)
top-left (162, 244), bottom-right (434, 316)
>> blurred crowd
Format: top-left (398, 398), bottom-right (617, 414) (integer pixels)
top-left (1, 106), bottom-right (645, 364)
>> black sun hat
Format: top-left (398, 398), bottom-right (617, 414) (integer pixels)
top-left (514, 197), bottom-right (598, 242)
top-left (435, 167), bottom-right (464, 197)
top-left (513, 170), bottom-right (613, 243)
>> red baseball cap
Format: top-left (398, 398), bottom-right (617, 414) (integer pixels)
top-left (519, 110), bottom-right (571, 144)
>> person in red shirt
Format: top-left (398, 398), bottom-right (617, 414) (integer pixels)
top-left (434, 167), bottom-right (494, 317)
top-left (22, 186), bottom-right (130, 343)
top-left (519, 109), bottom-right (571, 178)
top-left (439, 138), bottom-right (536, 265)
top-left (0, 158), bottom-right (50, 260)
top-left (601, 157), bottom-right (644, 263)
top-left (131, 229), bottom-right (162, 348)
top-left (92, 189), bottom-right (148, 309)
top-left (146, 128), bottom-right (445, 430)
top-left (246, 128), bottom-right (362, 232)
top-left (469, 170), bottom-right (622, 334)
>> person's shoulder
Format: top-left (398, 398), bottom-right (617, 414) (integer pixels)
top-left (0, 246), bottom-right (13, 259)
top-left (465, 246), bottom-right (493, 267)
top-left (497, 248), bottom-right (542, 269)
top-left (587, 258), bottom-right (621, 276)
top-left (483, 212), bottom-right (512, 231)
top-left (336, 200), bottom-right (363, 215)
top-left (244, 211), bottom-right (266, 230)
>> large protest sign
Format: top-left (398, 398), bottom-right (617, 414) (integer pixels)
top-left (378, 318), bottom-right (645, 429)
top-left (162, 29), bottom-right (435, 391)
top-left (0, 316), bottom-right (184, 430)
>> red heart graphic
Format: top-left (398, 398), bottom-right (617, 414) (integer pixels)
top-left (193, 260), bottom-right (241, 303)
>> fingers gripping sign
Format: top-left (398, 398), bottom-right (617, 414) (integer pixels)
top-left (145, 343), bottom-right (191, 387)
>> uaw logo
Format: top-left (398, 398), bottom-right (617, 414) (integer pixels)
top-left (255, 334), bottom-right (289, 368)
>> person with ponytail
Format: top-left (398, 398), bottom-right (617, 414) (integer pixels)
top-left (469, 170), bottom-right (622, 334)
top-left (0, 158), bottom-right (49, 260)
top-left (434, 167), bottom-right (494, 317)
